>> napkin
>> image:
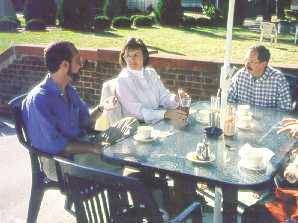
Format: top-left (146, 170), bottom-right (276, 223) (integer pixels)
top-left (238, 143), bottom-right (275, 162)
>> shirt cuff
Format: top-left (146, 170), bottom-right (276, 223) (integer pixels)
top-left (142, 109), bottom-right (166, 124)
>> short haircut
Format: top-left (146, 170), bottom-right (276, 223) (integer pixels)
top-left (44, 41), bottom-right (78, 73)
top-left (119, 37), bottom-right (149, 68)
top-left (249, 45), bottom-right (270, 62)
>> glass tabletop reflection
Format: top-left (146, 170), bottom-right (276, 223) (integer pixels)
top-left (100, 101), bottom-right (297, 187)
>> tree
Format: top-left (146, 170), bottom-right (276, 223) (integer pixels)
top-left (154, 0), bottom-right (182, 26)
top-left (104, 0), bottom-right (127, 19)
top-left (23, 0), bottom-right (57, 25)
top-left (58, 0), bottom-right (93, 30)
top-left (0, 0), bottom-right (16, 17)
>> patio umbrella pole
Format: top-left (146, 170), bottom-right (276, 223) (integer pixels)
top-left (216, 1), bottom-right (236, 223)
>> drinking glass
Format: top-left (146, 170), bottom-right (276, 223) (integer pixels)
top-left (180, 96), bottom-right (191, 116)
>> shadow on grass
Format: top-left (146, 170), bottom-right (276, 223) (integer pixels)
top-left (146, 44), bottom-right (186, 56)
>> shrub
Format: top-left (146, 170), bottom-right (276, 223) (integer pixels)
top-left (1, 16), bottom-right (20, 27)
top-left (25, 19), bottom-right (46, 31)
top-left (0, 17), bottom-right (18, 32)
top-left (130, 14), bottom-right (143, 22)
top-left (58, 0), bottom-right (93, 31)
top-left (196, 17), bottom-right (212, 27)
top-left (154, 0), bottom-right (182, 26)
top-left (112, 16), bottom-right (131, 28)
top-left (23, 0), bottom-right (57, 25)
top-left (104, 0), bottom-right (127, 19)
top-left (181, 16), bottom-right (197, 27)
top-left (94, 16), bottom-right (110, 31)
top-left (133, 15), bottom-right (154, 27)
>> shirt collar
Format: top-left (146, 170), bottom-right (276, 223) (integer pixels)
top-left (126, 67), bottom-right (144, 77)
top-left (247, 66), bottom-right (270, 81)
top-left (43, 74), bottom-right (69, 97)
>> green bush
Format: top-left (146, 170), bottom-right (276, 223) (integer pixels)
top-left (196, 17), bottom-right (212, 27)
top-left (104, 0), bottom-right (127, 19)
top-left (25, 19), bottom-right (46, 31)
top-left (181, 16), bottom-right (197, 27)
top-left (94, 16), bottom-right (110, 31)
top-left (154, 0), bottom-right (182, 26)
top-left (23, 0), bottom-right (57, 25)
top-left (133, 15), bottom-right (154, 27)
top-left (0, 17), bottom-right (18, 32)
top-left (112, 16), bottom-right (131, 28)
top-left (130, 14), bottom-right (143, 22)
top-left (0, 16), bottom-right (20, 27)
top-left (58, 0), bottom-right (93, 31)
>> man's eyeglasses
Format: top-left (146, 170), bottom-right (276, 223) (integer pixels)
top-left (244, 59), bottom-right (261, 64)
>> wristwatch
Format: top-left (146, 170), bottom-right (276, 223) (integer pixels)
top-left (97, 105), bottom-right (104, 113)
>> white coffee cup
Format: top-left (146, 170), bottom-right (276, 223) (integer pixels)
top-left (237, 115), bottom-right (252, 128)
top-left (137, 126), bottom-right (153, 139)
top-left (197, 109), bottom-right (209, 123)
top-left (238, 104), bottom-right (250, 116)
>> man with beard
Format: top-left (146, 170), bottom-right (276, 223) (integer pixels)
top-left (228, 45), bottom-right (292, 111)
top-left (21, 41), bottom-right (138, 157)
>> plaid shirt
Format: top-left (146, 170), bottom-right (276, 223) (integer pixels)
top-left (228, 66), bottom-right (293, 111)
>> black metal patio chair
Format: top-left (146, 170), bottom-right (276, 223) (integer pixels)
top-left (54, 156), bottom-right (203, 223)
top-left (8, 94), bottom-right (70, 223)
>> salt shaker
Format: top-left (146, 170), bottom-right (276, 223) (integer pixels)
top-left (196, 134), bottom-right (210, 161)
top-left (224, 104), bottom-right (236, 136)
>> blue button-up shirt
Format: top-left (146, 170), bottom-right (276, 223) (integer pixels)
top-left (22, 75), bottom-right (90, 154)
top-left (228, 66), bottom-right (293, 111)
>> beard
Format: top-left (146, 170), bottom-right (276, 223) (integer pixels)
top-left (67, 67), bottom-right (80, 82)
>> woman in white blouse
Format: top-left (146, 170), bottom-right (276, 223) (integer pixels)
top-left (116, 37), bottom-right (187, 124)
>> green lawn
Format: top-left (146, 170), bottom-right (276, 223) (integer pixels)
top-left (0, 25), bottom-right (297, 64)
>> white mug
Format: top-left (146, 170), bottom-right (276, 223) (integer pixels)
top-left (238, 104), bottom-right (250, 116)
top-left (137, 126), bottom-right (153, 139)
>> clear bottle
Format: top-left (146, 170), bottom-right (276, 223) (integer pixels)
top-left (224, 104), bottom-right (236, 136)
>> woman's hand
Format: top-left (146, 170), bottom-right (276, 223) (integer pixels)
top-left (277, 118), bottom-right (298, 139)
top-left (102, 96), bottom-right (118, 112)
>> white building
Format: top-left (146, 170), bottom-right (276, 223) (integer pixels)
top-left (127, 0), bottom-right (203, 12)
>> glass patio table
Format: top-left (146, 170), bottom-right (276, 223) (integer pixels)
top-left (77, 101), bottom-right (298, 223)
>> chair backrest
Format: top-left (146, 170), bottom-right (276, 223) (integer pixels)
top-left (8, 94), bottom-right (53, 157)
top-left (284, 72), bottom-right (298, 111)
top-left (95, 77), bottom-right (123, 130)
top-left (8, 94), bottom-right (60, 185)
top-left (260, 22), bottom-right (276, 35)
top-left (260, 22), bottom-right (277, 42)
top-left (54, 156), bottom-right (163, 223)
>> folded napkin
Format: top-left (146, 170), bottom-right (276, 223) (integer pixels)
top-left (238, 143), bottom-right (275, 162)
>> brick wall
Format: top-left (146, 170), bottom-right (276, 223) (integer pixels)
top-left (0, 45), bottom-right (298, 114)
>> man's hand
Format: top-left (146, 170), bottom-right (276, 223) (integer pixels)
top-left (277, 118), bottom-right (298, 139)
top-left (164, 109), bottom-right (187, 122)
top-left (103, 96), bottom-right (118, 112)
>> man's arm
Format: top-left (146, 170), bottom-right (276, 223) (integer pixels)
top-left (62, 140), bottom-right (102, 155)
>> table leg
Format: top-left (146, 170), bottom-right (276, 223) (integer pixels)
top-left (222, 186), bottom-right (238, 223)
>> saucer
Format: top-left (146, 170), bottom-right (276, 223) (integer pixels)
top-left (186, 151), bottom-right (215, 164)
top-left (236, 111), bottom-right (253, 117)
top-left (236, 122), bottom-right (254, 130)
top-left (133, 134), bottom-right (157, 143)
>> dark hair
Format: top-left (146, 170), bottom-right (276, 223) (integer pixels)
top-left (119, 37), bottom-right (149, 68)
top-left (249, 45), bottom-right (270, 62)
top-left (44, 41), bottom-right (78, 73)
